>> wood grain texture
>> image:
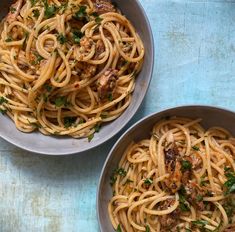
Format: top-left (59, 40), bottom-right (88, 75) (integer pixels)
top-left (1, 0), bottom-right (235, 231)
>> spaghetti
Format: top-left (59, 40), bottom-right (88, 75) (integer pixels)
top-left (109, 117), bottom-right (235, 232)
top-left (0, 0), bottom-right (144, 138)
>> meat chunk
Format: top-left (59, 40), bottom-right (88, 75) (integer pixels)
top-left (185, 182), bottom-right (205, 211)
top-left (92, 0), bottom-right (116, 15)
top-left (76, 62), bottom-right (97, 79)
top-left (164, 144), bottom-right (182, 193)
top-left (165, 160), bottom-right (182, 193)
top-left (80, 37), bottom-right (94, 52)
top-left (159, 199), bottom-right (179, 229)
top-left (6, 0), bottom-right (23, 24)
top-left (164, 144), bottom-right (179, 170)
top-left (97, 69), bottom-right (118, 100)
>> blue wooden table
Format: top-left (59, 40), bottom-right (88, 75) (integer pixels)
top-left (1, 0), bottom-right (235, 231)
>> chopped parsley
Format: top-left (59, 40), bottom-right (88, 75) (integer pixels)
top-left (10, 7), bottom-right (16, 13)
top-left (0, 97), bottom-right (8, 105)
top-left (59, 2), bottom-right (68, 13)
top-left (43, 0), bottom-right (57, 18)
top-left (74, 5), bottom-right (87, 21)
top-left (224, 198), bottom-right (235, 223)
top-left (33, 9), bottom-right (40, 18)
top-left (94, 124), bottom-right (101, 133)
top-left (44, 84), bottom-right (52, 92)
top-left (192, 146), bottom-right (200, 151)
top-left (116, 224), bottom-right (122, 232)
top-left (196, 194), bottom-right (203, 202)
top-left (91, 13), bottom-right (103, 24)
top-left (57, 33), bottom-right (67, 44)
top-left (88, 133), bottom-right (94, 142)
top-left (178, 186), bottom-right (190, 212)
top-left (145, 225), bottom-right (150, 232)
top-left (64, 117), bottom-right (76, 128)
top-left (181, 160), bottom-right (192, 172)
top-left (224, 167), bottom-right (235, 194)
top-left (30, 0), bottom-right (38, 6)
top-left (144, 178), bottom-right (153, 186)
top-left (54, 96), bottom-right (69, 107)
top-left (5, 37), bottom-right (13, 42)
top-left (0, 109), bottom-right (7, 115)
top-left (32, 52), bottom-right (44, 65)
top-left (108, 93), bottom-right (113, 101)
top-left (110, 168), bottom-right (127, 186)
top-left (200, 176), bottom-right (209, 187)
top-left (72, 31), bottom-right (84, 44)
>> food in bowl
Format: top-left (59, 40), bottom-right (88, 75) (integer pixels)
top-left (0, 0), bottom-right (144, 139)
top-left (108, 117), bottom-right (235, 231)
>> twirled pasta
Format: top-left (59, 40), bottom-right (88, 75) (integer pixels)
top-left (0, 0), bottom-right (144, 138)
top-left (109, 117), bottom-right (235, 232)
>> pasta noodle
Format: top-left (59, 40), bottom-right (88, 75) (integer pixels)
top-left (0, 0), bottom-right (144, 138)
top-left (109, 117), bottom-right (235, 232)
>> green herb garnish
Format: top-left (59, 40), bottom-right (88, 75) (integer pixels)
top-left (0, 97), bottom-right (8, 105)
top-left (54, 96), bottom-right (69, 107)
top-left (88, 133), bottom-right (94, 142)
top-left (30, 0), bottom-right (38, 6)
top-left (196, 194), bottom-right (203, 202)
top-left (74, 6), bottom-right (87, 21)
top-left (72, 31), bottom-right (83, 44)
top-left (32, 52), bottom-right (44, 65)
top-left (92, 13), bottom-right (103, 24)
top-left (192, 146), bottom-right (200, 151)
top-left (0, 109), bottom-right (7, 115)
top-left (144, 178), bottom-right (153, 186)
top-left (44, 84), bottom-right (52, 92)
top-left (108, 93), bottom-right (113, 101)
top-left (10, 7), bottom-right (16, 13)
top-left (116, 224), bottom-right (122, 232)
top-left (200, 176), bottom-right (209, 187)
top-left (33, 9), bottom-right (40, 18)
top-left (5, 37), bottom-right (13, 42)
top-left (94, 124), bottom-right (101, 133)
top-left (57, 33), bottom-right (67, 44)
top-left (145, 225), bottom-right (150, 232)
top-left (110, 168), bottom-right (127, 186)
top-left (224, 167), bottom-right (235, 194)
top-left (64, 117), bottom-right (76, 128)
top-left (178, 186), bottom-right (190, 212)
top-left (181, 160), bottom-right (192, 172)
top-left (43, 0), bottom-right (57, 18)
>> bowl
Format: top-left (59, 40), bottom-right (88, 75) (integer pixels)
top-left (97, 105), bottom-right (235, 231)
top-left (0, 0), bottom-right (154, 155)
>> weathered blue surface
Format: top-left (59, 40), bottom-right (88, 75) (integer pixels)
top-left (1, 0), bottom-right (235, 231)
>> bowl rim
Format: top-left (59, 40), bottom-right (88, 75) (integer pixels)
top-left (0, 0), bottom-right (154, 156)
top-left (96, 104), bottom-right (235, 231)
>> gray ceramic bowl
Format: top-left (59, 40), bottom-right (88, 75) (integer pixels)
top-left (97, 105), bottom-right (235, 232)
top-left (0, 0), bottom-right (154, 155)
